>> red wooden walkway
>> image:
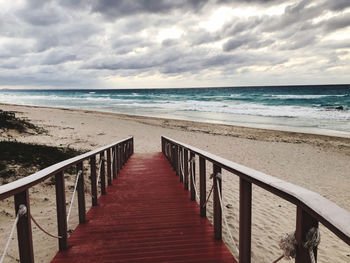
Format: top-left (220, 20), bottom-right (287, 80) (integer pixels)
top-left (51, 152), bottom-right (235, 263)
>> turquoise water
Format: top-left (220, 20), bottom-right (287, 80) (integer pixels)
top-left (1, 85), bottom-right (349, 136)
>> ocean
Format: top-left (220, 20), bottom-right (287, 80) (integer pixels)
top-left (1, 85), bottom-right (349, 137)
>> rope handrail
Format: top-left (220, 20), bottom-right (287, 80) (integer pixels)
top-left (216, 177), bottom-right (239, 255)
top-left (190, 157), bottom-right (200, 201)
top-left (202, 177), bottom-right (214, 208)
top-left (0, 204), bottom-right (62, 263)
top-left (178, 148), bottom-right (185, 181)
top-left (67, 170), bottom-right (82, 226)
top-left (30, 214), bottom-right (62, 239)
top-left (0, 205), bottom-right (26, 263)
top-left (96, 157), bottom-right (105, 189)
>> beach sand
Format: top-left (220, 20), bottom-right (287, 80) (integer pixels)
top-left (0, 104), bottom-right (349, 262)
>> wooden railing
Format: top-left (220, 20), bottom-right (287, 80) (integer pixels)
top-left (161, 136), bottom-right (350, 263)
top-left (0, 137), bottom-right (134, 263)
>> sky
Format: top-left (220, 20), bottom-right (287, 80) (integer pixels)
top-left (0, 0), bottom-right (350, 89)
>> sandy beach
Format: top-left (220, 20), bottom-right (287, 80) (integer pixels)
top-left (1, 103), bottom-right (349, 263)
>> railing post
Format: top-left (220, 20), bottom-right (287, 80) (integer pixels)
top-left (184, 149), bottom-right (189, 190)
top-left (175, 145), bottom-right (179, 176)
top-left (295, 207), bottom-right (318, 263)
top-left (121, 144), bottom-right (125, 167)
top-left (131, 138), bottom-right (134, 155)
top-left (113, 146), bottom-right (117, 179)
top-left (100, 152), bottom-right (106, 195)
top-left (124, 143), bottom-right (127, 164)
top-left (239, 178), bottom-right (252, 263)
top-left (77, 161), bottom-right (86, 224)
top-left (107, 148), bottom-right (112, 186)
top-left (55, 171), bottom-right (68, 250)
top-left (14, 190), bottom-right (34, 263)
top-left (171, 145), bottom-right (175, 170)
top-left (190, 152), bottom-right (196, 201)
top-left (161, 137), bottom-right (165, 154)
top-left (199, 156), bottom-right (206, 217)
top-left (117, 145), bottom-right (121, 173)
top-left (90, 155), bottom-right (98, 206)
top-left (213, 164), bottom-right (222, 240)
top-left (120, 144), bottom-right (123, 167)
top-left (179, 147), bottom-right (183, 183)
top-left (126, 141), bottom-right (130, 159)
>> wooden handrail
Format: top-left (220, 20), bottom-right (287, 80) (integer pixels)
top-left (0, 137), bottom-right (134, 263)
top-left (161, 136), bottom-right (350, 263)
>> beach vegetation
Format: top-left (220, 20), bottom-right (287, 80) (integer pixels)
top-left (0, 109), bottom-right (46, 134)
top-left (0, 141), bottom-right (85, 184)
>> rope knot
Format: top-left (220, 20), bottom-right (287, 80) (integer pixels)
top-left (278, 231), bottom-right (297, 260)
top-left (274, 227), bottom-right (320, 263)
top-left (209, 172), bottom-right (221, 180)
top-left (18, 204), bottom-right (27, 217)
top-left (303, 227), bottom-right (320, 250)
top-left (303, 227), bottom-right (320, 263)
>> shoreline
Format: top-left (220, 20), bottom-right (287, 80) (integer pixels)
top-left (2, 102), bottom-right (350, 141)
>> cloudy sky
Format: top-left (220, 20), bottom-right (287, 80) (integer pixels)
top-left (0, 0), bottom-right (350, 89)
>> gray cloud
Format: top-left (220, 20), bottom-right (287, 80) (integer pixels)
top-left (17, 4), bottom-right (65, 26)
top-left (323, 14), bottom-right (350, 32)
top-left (41, 51), bottom-right (77, 65)
top-left (90, 0), bottom-right (209, 18)
top-left (0, 0), bottom-right (349, 88)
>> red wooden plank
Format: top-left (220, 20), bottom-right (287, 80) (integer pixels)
top-left (51, 153), bottom-right (236, 263)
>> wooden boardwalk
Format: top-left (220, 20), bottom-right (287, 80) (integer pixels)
top-left (51, 152), bottom-right (235, 263)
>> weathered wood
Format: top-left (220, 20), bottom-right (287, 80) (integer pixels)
top-left (14, 190), bottom-right (34, 263)
top-left (90, 155), bottom-right (97, 206)
top-left (213, 164), bottom-right (222, 240)
top-left (107, 148), bottom-right (112, 186)
top-left (184, 149), bottom-right (189, 190)
top-left (55, 171), bottom-right (68, 250)
top-left (199, 157), bottom-right (206, 217)
top-left (77, 161), bottom-right (86, 224)
top-left (190, 152), bottom-right (196, 201)
top-left (295, 207), bottom-right (318, 263)
top-left (100, 152), bottom-right (106, 195)
top-left (239, 178), bottom-right (252, 263)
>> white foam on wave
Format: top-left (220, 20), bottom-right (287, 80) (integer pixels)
top-left (1, 92), bottom-right (349, 125)
top-left (107, 99), bottom-right (350, 121)
top-left (268, 94), bottom-right (347, 99)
